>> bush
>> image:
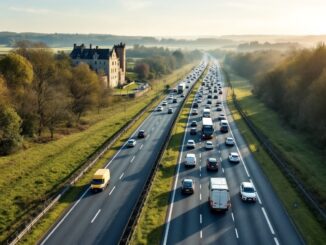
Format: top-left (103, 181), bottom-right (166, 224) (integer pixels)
top-left (0, 104), bottom-right (22, 155)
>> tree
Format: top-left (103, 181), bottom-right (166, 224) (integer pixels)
top-left (0, 104), bottom-right (22, 155)
top-left (69, 64), bottom-right (100, 121)
top-left (134, 63), bottom-right (150, 79)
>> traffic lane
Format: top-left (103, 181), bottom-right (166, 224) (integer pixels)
top-left (224, 105), bottom-right (304, 245)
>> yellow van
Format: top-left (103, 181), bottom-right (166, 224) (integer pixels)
top-left (91, 169), bottom-right (110, 192)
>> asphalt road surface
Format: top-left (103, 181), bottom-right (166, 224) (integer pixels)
top-left (163, 60), bottom-right (304, 245)
top-left (39, 60), bottom-right (207, 245)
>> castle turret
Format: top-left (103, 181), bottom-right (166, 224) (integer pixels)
top-left (114, 42), bottom-right (126, 73)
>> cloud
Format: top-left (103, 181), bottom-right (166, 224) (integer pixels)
top-left (9, 6), bottom-right (51, 14)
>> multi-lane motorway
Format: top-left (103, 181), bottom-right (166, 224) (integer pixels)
top-left (39, 60), bottom-right (207, 245)
top-left (163, 60), bottom-right (304, 245)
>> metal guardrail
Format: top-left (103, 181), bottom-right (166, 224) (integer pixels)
top-left (222, 67), bottom-right (326, 225)
top-left (118, 65), bottom-right (207, 244)
top-left (5, 80), bottom-right (176, 245)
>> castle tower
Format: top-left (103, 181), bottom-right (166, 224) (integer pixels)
top-left (114, 42), bottom-right (126, 84)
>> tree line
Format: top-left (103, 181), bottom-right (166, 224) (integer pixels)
top-left (0, 42), bottom-right (111, 155)
top-left (224, 45), bottom-right (326, 146)
top-left (133, 47), bottom-right (201, 80)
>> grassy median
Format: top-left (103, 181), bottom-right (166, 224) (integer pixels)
top-left (224, 67), bottom-right (326, 244)
top-left (130, 66), bottom-right (208, 245)
top-left (0, 63), bottom-right (195, 244)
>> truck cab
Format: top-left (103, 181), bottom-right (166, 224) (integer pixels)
top-left (91, 169), bottom-right (110, 192)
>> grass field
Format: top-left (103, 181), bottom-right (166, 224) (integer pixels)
top-left (0, 63), bottom-right (195, 243)
top-left (224, 67), bottom-right (326, 244)
top-left (130, 67), bottom-right (207, 245)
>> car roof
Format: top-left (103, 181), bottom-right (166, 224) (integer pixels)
top-left (186, 153), bottom-right (196, 157)
top-left (231, 152), bottom-right (239, 156)
top-left (227, 137), bottom-right (233, 140)
top-left (206, 141), bottom-right (213, 144)
top-left (242, 182), bottom-right (254, 188)
top-left (208, 157), bottom-right (217, 162)
top-left (183, 178), bottom-right (193, 183)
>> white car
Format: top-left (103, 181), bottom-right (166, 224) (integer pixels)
top-left (225, 137), bottom-right (235, 146)
top-left (192, 109), bottom-right (198, 115)
top-left (186, 139), bottom-right (196, 149)
top-left (229, 152), bottom-right (240, 163)
top-left (205, 141), bottom-right (214, 150)
top-left (157, 106), bottom-right (163, 111)
top-left (162, 101), bottom-right (167, 106)
top-left (240, 182), bottom-right (257, 202)
top-left (185, 153), bottom-right (196, 167)
top-left (127, 139), bottom-right (136, 147)
top-left (218, 114), bottom-right (226, 120)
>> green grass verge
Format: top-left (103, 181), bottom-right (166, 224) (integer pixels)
top-left (0, 63), bottom-right (196, 243)
top-left (224, 67), bottom-right (326, 244)
top-left (130, 66), bottom-right (208, 245)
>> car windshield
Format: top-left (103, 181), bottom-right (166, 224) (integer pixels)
top-left (244, 187), bottom-right (255, 193)
top-left (92, 179), bottom-right (104, 185)
top-left (183, 181), bottom-right (193, 188)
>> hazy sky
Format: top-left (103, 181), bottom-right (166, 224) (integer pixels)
top-left (1, 0), bottom-right (325, 36)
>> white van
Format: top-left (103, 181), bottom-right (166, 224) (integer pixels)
top-left (203, 108), bottom-right (211, 118)
top-left (185, 153), bottom-right (196, 167)
top-left (208, 178), bottom-right (231, 211)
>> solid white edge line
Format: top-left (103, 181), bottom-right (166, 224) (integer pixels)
top-left (162, 64), bottom-right (204, 245)
top-left (109, 186), bottom-right (116, 196)
top-left (119, 173), bottom-right (124, 180)
top-left (262, 207), bottom-right (275, 235)
top-left (40, 187), bottom-right (90, 245)
top-left (274, 237), bottom-right (280, 245)
top-left (235, 228), bottom-right (239, 239)
top-left (91, 209), bottom-right (101, 223)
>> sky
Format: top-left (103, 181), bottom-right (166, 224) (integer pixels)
top-left (0, 0), bottom-right (325, 37)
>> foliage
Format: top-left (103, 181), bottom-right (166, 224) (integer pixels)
top-left (0, 104), bottom-right (22, 155)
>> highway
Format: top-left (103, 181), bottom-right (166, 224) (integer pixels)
top-left (163, 60), bottom-right (304, 245)
top-left (39, 60), bottom-right (207, 245)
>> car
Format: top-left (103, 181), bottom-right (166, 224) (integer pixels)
top-left (127, 139), bottom-right (136, 147)
top-left (173, 98), bottom-right (178, 103)
top-left (162, 101), bottom-right (167, 106)
top-left (181, 178), bottom-right (195, 194)
top-left (186, 139), bottom-right (196, 149)
top-left (190, 127), bottom-right (197, 135)
top-left (168, 108), bottom-right (173, 114)
top-left (180, 94), bottom-right (185, 98)
top-left (206, 157), bottom-right (219, 171)
top-left (185, 153), bottom-right (196, 167)
top-left (219, 90), bottom-right (223, 94)
top-left (216, 106), bottom-right (223, 111)
top-left (192, 109), bottom-right (198, 115)
top-left (197, 98), bottom-right (202, 103)
top-left (213, 95), bottom-right (218, 99)
top-left (229, 152), bottom-right (240, 163)
top-left (186, 85), bottom-right (189, 89)
top-left (204, 105), bottom-right (211, 109)
top-left (225, 137), bottom-right (235, 146)
top-left (240, 182), bottom-right (257, 202)
top-left (137, 130), bottom-right (146, 138)
top-left (214, 89), bottom-right (217, 93)
top-left (207, 94), bottom-right (212, 99)
top-left (218, 114), bottom-right (226, 120)
top-left (207, 99), bottom-right (212, 104)
top-left (205, 141), bottom-right (214, 150)
top-left (157, 106), bottom-right (163, 111)
top-left (216, 101), bottom-right (222, 106)
top-left (193, 102), bottom-right (199, 108)
top-left (190, 121), bottom-right (197, 127)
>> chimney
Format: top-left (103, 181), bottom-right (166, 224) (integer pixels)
top-left (73, 43), bottom-right (76, 49)
top-left (90, 44), bottom-right (92, 49)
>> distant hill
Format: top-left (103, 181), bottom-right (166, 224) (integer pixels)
top-left (0, 32), bottom-right (324, 50)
